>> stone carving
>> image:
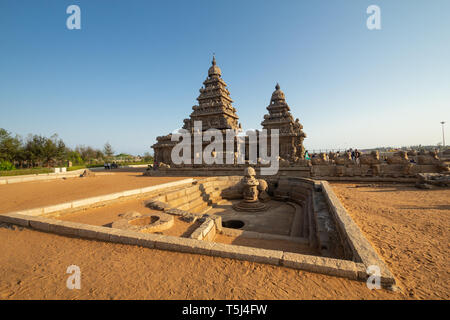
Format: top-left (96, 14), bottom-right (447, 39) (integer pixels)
top-left (407, 150), bottom-right (417, 157)
top-left (311, 153), bottom-right (329, 165)
top-left (159, 162), bottom-right (171, 169)
top-left (416, 173), bottom-right (450, 189)
top-left (386, 151), bottom-right (409, 164)
top-left (257, 179), bottom-right (271, 202)
top-left (418, 151), bottom-right (440, 165)
top-left (334, 152), bottom-right (353, 165)
top-left (359, 151), bottom-right (381, 165)
top-left (233, 167), bottom-right (268, 212)
top-left (278, 156), bottom-right (290, 167)
top-left (261, 84), bottom-right (307, 160)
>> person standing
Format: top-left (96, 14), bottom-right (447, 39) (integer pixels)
top-left (304, 150), bottom-right (311, 160)
top-left (355, 149), bottom-right (361, 165)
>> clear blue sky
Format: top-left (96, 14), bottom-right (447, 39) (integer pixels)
top-left (1, 0), bottom-right (449, 155)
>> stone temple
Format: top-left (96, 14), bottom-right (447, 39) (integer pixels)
top-left (152, 56), bottom-right (306, 166)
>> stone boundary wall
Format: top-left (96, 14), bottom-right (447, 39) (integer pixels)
top-left (5, 178), bottom-right (195, 217)
top-left (0, 212), bottom-right (366, 282)
top-left (0, 169), bottom-right (87, 185)
top-left (145, 163), bottom-right (441, 180)
top-left (320, 181), bottom-right (396, 286)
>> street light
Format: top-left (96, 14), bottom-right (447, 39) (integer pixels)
top-left (441, 121), bottom-right (446, 147)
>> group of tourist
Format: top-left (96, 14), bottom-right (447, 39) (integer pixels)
top-left (348, 148), bottom-right (362, 164)
top-left (305, 148), bottom-right (363, 164)
top-left (104, 162), bottom-right (119, 170)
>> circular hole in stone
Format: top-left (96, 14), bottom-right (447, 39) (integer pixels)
top-left (222, 220), bottom-right (245, 229)
top-left (128, 216), bottom-right (160, 226)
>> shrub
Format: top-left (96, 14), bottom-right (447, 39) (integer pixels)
top-left (0, 160), bottom-right (15, 171)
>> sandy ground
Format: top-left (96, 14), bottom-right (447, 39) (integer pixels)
top-left (0, 171), bottom-right (189, 214)
top-left (0, 177), bottom-right (448, 299)
top-left (0, 225), bottom-right (399, 300)
top-left (331, 183), bottom-right (450, 299)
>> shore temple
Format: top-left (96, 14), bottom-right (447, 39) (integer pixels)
top-left (152, 56), bottom-right (307, 166)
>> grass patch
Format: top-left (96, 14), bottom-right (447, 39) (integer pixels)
top-left (0, 168), bottom-right (53, 177)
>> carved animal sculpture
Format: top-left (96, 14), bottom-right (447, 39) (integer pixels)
top-left (278, 157), bottom-right (290, 167)
top-left (311, 153), bottom-right (328, 165)
top-left (360, 151), bottom-right (381, 165)
top-left (386, 151), bottom-right (409, 164)
top-left (334, 152), bottom-right (353, 165)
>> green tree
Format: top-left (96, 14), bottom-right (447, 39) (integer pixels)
top-left (143, 152), bottom-right (154, 163)
top-left (103, 142), bottom-right (114, 160)
top-left (0, 128), bottom-right (22, 163)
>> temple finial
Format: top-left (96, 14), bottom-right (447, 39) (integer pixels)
top-left (212, 54), bottom-right (216, 66)
top-left (275, 83), bottom-right (280, 90)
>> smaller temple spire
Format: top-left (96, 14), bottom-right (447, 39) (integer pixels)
top-left (212, 54), bottom-right (216, 66)
top-left (275, 83), bottom-right (280, 90)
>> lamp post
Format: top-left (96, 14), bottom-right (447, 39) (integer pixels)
top-left (441, 121), bottom-right (446, 147)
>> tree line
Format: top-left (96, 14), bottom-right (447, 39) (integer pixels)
top-left (0, 128), bottom-right (152, 170)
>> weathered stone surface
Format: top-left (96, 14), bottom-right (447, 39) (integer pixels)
top-left (154, 235), bottom-right (213, 255)
top-left (145, 200), bottom-right (169, 211)
top-left (0, 212), bottom-right (31, 227)
top-left (28, 216), bottom-right (55, 232)
top-left (48, 220), bottom-right (85, 236)
top-left (209, 242), bottom-right (282, 265)
top-left (281, 252), bottom-right (358, 279)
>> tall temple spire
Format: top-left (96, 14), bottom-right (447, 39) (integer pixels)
top-left (261, 84), bottom-right (307, 159)
top-left (182, 57), bottom-right (239, 131)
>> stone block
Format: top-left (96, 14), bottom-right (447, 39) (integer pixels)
top-left (0, 212), bottom-right (30, 227)
top-left (209, 243), bottom-right (282, 265)
top-left (281, 252), bottom-right (358, 280)
top-left (165, 189), bottom-right (186, 201)
top-left (78, 225), bottom-right (102, 239)
top-left (29, 217), bottom-right (55, 232)
top-left (48, 220), bottom-right (83, 236)
top-left (136, 233), bottom-right (164, 249)
top-left (154, 235), bottom-right (213, 255)
top-left (168, 197), bottom-right (188, 208)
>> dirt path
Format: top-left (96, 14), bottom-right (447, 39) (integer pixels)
top-left (0, 172), bottom-right (190, 214)
top-left (330, 183), bottom-right (450, 299)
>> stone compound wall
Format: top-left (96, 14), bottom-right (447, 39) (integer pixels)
top-left (145, 163), bottom-right (443, 182)
top-left (0, 176), bottom-right (396, 288)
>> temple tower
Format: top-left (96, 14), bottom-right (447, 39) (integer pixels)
top-left (261, 83), bottom-right (307, 160)
top-left (183, 56), bottom-right (240, 132)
